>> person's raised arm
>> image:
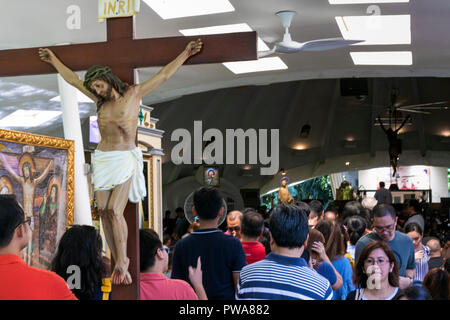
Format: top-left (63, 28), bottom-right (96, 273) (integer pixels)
top-left (311, 241), bottom-right (343, 290)
top-left (136, 39), bottom-right (203, 100)
top-left (188, 257), bottom-right (208, 300)
top-left (395, 115), bottom-right (411, 133)
top-left (377, 116), bottom-right (387, 133)
top-left (0, 153), bottom-right (21, 183)
top-left (39, 48), bottom-right (98, 104)
top-left (34, 159), bottom-right (53, 185)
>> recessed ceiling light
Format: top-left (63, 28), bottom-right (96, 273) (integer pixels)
top-left (335, 15), bottom-right (410, 45)
top-left (350, 51), bottom-right (412, 65)
top-left (179, 23), bottom-right (269, 51)
top-left (0, 110), bottom-right (62, 128)
top-left (345, 162), bottom-right (350, 166)
top-left (329, 0), bottom-right (409, 4)
top-left (50, 89), bottom-right (94, 103)
top-left (294, 144), bottom-right (306, 150)
top-left (223, 57), bottom-right (287, 74)
top-left (143, 0), bottom-right (235, 20)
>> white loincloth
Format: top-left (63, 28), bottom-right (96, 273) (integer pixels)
top-left (92, 147), bottom-right (146, 203)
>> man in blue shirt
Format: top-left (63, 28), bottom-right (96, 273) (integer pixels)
top-left (171, 187), bottom-right (246, 300)
top-left (355, 204), bottom-right (415, 289)
top-left (236, 203), bottom-right (333, 300)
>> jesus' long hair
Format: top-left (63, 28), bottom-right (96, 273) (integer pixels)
top-left (83, 65), bottom-right (129, 112)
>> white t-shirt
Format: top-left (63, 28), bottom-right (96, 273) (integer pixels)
top-left (358, 287), bottom-right (399, 300)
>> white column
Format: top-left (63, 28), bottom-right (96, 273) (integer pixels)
top-left (57, 74), bottom-right (93, 226)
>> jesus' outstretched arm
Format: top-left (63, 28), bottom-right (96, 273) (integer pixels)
top-left (136, 39), bottom-right (203, 100)
top-left (34, 159), bottom-right (54, 185)
top-left (38, 48), bottom-right (99, 104)
top-left (0, 153), bottom-right (21, 183)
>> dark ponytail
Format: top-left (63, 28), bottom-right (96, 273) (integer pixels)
top-left (344, 216), bottom-right (367, 245)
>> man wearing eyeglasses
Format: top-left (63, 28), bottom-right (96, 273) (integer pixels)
top-left (0, 195), bottom-right (77, 300)
top-left (355, 204), bottom-right (415, 290)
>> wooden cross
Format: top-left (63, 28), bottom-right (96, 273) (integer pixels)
top-left (0, 16), bottom-right (257, 300)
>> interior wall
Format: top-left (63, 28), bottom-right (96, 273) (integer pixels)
top-left (430, 166), bottom-right (449, 203)
top-left (162, 176), bottom-right (244, 214)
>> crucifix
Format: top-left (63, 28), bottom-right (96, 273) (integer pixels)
top-left (0, 15), bottom-right (256, 300)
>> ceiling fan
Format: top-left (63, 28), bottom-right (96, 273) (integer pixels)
top-left (356, 87), bottom-right (450, 115)
top-left (258, 10), bottom-right (363, 58)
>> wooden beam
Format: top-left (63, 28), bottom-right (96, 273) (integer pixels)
top-left (0, 32), bottom-right (257, 77)
top-left (107, 16), bottom-right (135, 41)
top-left (110, 202), bottom-right (140, 300)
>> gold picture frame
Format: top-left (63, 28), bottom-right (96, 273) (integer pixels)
top-left (0, 128), bottom-right (74, 269)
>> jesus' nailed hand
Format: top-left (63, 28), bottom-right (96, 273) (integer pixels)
top-left (38, 39), bottom-right (202, 285)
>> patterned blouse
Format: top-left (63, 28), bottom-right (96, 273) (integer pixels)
top-left (414, 244), bottom-right (430, 282)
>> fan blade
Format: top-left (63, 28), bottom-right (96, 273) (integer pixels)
top-left (257, 47), bottom-right (276, 58)
top-left (397, 101), bottom-right (449, 109)
top-left (398, 106), bottom-right (449, 111)
top-left (346, 102), bottom-right (386, 109)
top-left (398, 109), bottom-right (431, 115)
top-left (299, 38), bottom-right (364, 52)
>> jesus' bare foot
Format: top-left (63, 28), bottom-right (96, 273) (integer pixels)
top-left (111, 258), bottom-right (132, 285)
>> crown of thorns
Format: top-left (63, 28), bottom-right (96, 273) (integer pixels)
top-left (83, 66), bottom-right (113, 89)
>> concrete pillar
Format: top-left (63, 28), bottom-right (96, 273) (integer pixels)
top-left (57, 74), bottom-right (93, 226)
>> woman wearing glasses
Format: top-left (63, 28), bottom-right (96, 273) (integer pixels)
top-left (347, 241), bottom-right (401, 300)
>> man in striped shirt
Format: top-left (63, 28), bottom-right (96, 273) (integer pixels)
top-left (236, 203), bottom-right (333, 300)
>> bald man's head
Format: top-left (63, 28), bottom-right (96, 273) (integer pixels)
top-left (427, 239), bottom-right (442, 256)
top-left (227, 210), bottom-right (243, 239)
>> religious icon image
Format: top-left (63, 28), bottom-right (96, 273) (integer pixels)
top-left (204, 167), bottom-right (220, 187)
top-left (39, 176), bottom-right (61, 269)
top-left (278, 176), bottom-right (294, 205)
top-left (0, 130), bottom-right (74, 270)
top-left (0, 175), bottom-right (13, 194)
top-left (0, 152), bottom-right (53, 265)
top-left (39, 38), bottom-right (203, 285)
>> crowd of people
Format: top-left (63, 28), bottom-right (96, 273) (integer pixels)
top-left (0, 186), bottom-right (449, 300)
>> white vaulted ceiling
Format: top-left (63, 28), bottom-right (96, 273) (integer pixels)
top-left (0, 0), bottom-right (449, 190)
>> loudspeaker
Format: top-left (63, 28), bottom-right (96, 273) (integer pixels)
top-left (340, 78), bottom-right (368, 96)
top-left (240, 189), bottom-right (260, 209)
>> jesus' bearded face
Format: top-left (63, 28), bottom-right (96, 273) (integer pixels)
top-left (91, 80), bottom-right (113, 100)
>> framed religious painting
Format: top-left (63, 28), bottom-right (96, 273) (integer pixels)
top-left (0, 129), bottom-right (74, 270)
top-left (204, 166), bottom-right (220, 187)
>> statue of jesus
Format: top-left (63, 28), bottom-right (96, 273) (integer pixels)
top-left (39, 39), bottom-right (203, 285)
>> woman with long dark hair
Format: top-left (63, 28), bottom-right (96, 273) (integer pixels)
top-left (316, 220), bottom-right (354, 300)
top-left (51, 225), bottom-right (110, 300)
